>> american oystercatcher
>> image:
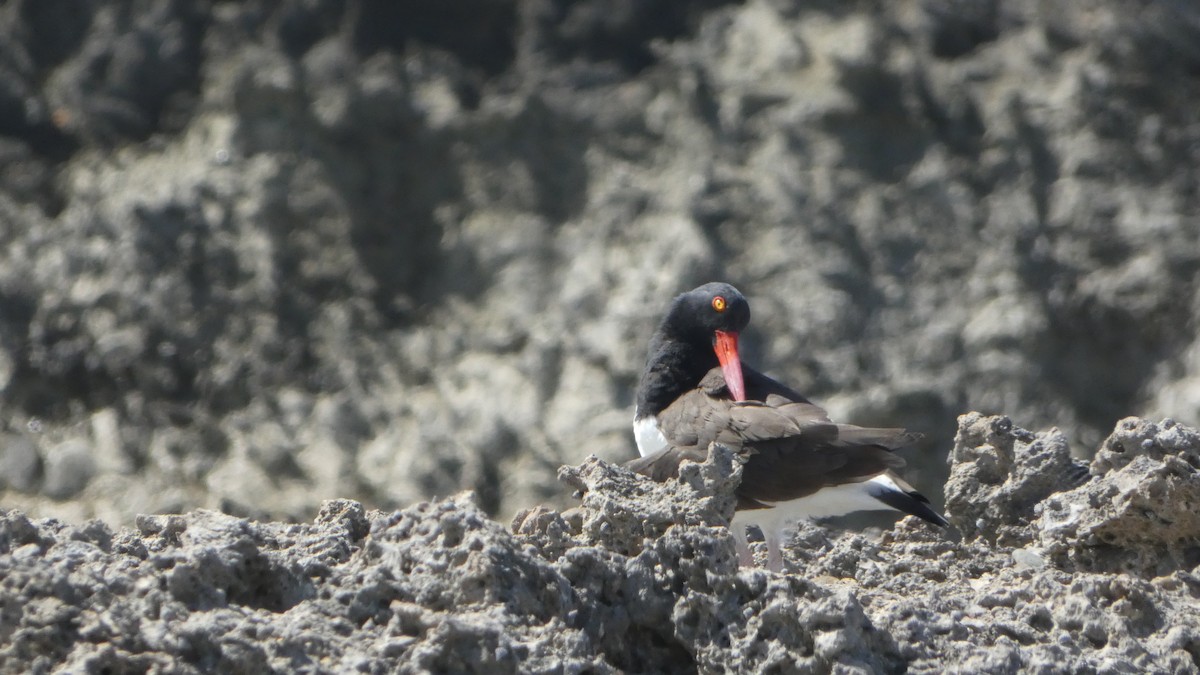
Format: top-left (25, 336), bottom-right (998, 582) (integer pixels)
top-left (628, 282), bottom-right (947, 570)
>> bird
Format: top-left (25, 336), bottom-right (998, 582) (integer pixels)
top-left (627, 281), bottom-right (947, 570)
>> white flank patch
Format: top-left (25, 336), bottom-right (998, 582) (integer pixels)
top-left (633, 416), bottom-right (669, 457)
top-left (732, 474), bottom-right (903, 537)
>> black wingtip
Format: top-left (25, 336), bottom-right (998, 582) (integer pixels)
top-left (871, 487), bottom-right (949, 528)
top-left (1061, 461), bottom-right (1091, 490)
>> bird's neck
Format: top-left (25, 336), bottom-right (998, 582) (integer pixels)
top-left (635, 335), bottom-right (716, 418)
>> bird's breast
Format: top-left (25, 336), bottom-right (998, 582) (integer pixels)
top-left (633, 415), bottom-right (669, 457)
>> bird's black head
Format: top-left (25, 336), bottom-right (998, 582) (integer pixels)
top-left (662, 282), bottom-right (751, 343)
top-left (638, 282), bottom-right (752, 414)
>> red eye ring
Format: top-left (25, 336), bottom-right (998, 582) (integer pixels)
top-left (712, 296), bottom-right (727, 313)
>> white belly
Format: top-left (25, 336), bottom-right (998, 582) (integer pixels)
top-left (633, 416), bottom-right (668, 457)
top-left (731, 474), bottom-right (902, 536)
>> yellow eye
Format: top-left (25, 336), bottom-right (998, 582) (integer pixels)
top-left (712, 296), bottom-right (727, 312)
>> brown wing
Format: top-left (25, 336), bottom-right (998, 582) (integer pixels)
top-left (632, 367), bottom-right (915, 504)
top-left (737, 429), bottom-right (908, 503)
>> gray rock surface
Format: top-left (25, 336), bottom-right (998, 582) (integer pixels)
top-left (40, 439), bottom-right (94, 499)
top-left (0, 434), bottom-right (39, 492)
top-left (3, 414), bottom-right (1200, 673)
top-left (945, 411), bottom-right (1090, 546)
top-left (2, 0), bottom-right (1200, 526)
top-left (1038, 417), bottom-right (1200, 577)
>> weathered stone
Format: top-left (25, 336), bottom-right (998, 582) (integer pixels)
top-left (0, 434), bottom-right (40, 492)
top-left (945, 412), bottom-right (1090, 545)
top-left (41, 440), bottom-right (95, 499)
top-left (1, 0), bottom-right (1199, 529)
top-left (1037, 418), bottom-right (1200, 576)
top-left (5, 419), bottom-right (1200, 672)
top-left (2, 0), bottom-right (1200, 670)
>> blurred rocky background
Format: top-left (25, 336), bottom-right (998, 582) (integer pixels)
top-left (1, 0), bottom-right (1198, 525)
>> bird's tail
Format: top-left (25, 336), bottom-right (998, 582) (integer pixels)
top-left (868, 473), bottom-right (949, 527)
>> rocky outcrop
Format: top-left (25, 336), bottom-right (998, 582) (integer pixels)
top-left (1038, 417), bottom-right (1200, 577)
top-left (3, 414), bottom-right (1199, 673)
top-left (4, 1), bottom-right (1198, 670)
top-left (3, 0), bottom-right (1200, 526)
top-left (944, 412), bottom-right (1090, 547)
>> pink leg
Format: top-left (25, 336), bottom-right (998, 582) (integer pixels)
top-left (732, 525), bottom-right (755, 567)
top-left (766, 529), bottom-right (784, 572)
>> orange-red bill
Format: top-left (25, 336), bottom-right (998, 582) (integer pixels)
top-left (713, 330), bottom-right (746, 401)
